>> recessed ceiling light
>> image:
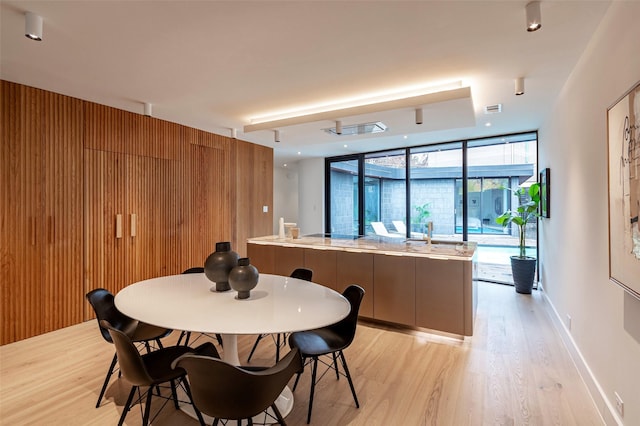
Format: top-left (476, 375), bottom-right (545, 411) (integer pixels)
top-left (297, 151), bottom-right (301, 155)
top-left (344, 144), bottom-right (348, 148)
top-left (485, 122), bottom-right (492, 127)
top-left (283, 164), bottom-right (287, 167)
top-left (403, 135), bottom-right (408, 139)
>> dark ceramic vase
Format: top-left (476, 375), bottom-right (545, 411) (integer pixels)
top-left (204, 242), bottom-right (239, 292)
top-left (229, 257), bottom-right (259, 299)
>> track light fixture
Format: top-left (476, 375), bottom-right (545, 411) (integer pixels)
top-left (274, 130), bottom-right (280, 143)
top-left (525, 1), bottom-right (541, 32)
top-left (515, 78), bottom-right (525, 96)
top-left (415, 108), bottom-right (423, 125)
top-left (143, 102), bottom-right (152, 117)
top-left (335, 120), bottom-right (343, 135)
top-left (25, 12), bottom-right (43, 41)
top-left (231, 128), bottom-right (237, 139)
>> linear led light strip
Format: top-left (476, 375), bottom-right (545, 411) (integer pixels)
top-left (244, 80), bottom-right (468, 133)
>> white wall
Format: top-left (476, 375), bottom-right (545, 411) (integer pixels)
top-left (297, 158), bottom-right (325, 235)
top-left (273, 167), bottom-right (299, 234)
top-left (539, 2), bottom-right (640, 425)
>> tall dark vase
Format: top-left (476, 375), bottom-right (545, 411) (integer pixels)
top-left (229, 258), bottom-right (259, 300)
top-left (204, 242), bottom-right (239, 292)
top-left (510, 256), bottom-right (537, 294)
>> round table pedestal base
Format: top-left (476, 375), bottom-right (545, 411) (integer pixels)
top-left (178, 385), bottom-right (294, 425)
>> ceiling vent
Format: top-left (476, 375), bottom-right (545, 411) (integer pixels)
top-left (323, 121), bottom-right (388, 136)
top-left (484, 104), bottom-right (502, 114)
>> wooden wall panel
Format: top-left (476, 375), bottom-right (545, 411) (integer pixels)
top-left (180, 127), bottom-right (233, 270)
top-left (233, 140), bottom-right (273, 256)
top-left (3, 80), bottom-right (274, 342)
top-left (0, 81), bottom-right (44, 344)
top-left (42, 91), bottom-right (84, 332)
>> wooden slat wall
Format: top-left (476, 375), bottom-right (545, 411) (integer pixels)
top-left (42, 90), bottom-right (84, 332)
top-left (1, 81), bottom-right (44, 343)
top-left (2, 81), bottom-right (274, 343)
top-left (233, 140), bottom-right (273, 256)
top-left (180, 128), bottom-right (233, 269)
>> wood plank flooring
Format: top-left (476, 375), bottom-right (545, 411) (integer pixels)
top-left (0, 282), bottom-right (603, 425)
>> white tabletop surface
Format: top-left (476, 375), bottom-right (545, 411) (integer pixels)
top-left (115, 273), bottom-right (350, 336)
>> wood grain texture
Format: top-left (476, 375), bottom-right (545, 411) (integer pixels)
top-left (0, 283), bottom-right (604, 425)
top-left (3, 81), bottom-right (274, 341)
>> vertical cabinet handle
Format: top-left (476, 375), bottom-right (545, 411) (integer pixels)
top-left (116, 214), bottom-right (123, 238)
top-left (130, 213), bottom-right (137, 237)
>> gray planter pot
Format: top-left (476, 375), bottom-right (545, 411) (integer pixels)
top-left (510, 256), bottom-right (537, 294)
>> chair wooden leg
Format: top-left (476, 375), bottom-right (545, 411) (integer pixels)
top-left (142, 386), bottom-right (154, 426)
top-left (96, 352), bottom-right (118, 408)
top-left (307, 357), bottom-right (319, 424)
top-left (338, 351), bottom-right (359, 408)
top-left (118, 386), bottom-right (137, 426)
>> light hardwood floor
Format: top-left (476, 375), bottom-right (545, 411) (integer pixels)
top-left (0, 282), bottom-right (603, 425)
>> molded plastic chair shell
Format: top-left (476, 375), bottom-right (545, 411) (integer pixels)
top-left (247, 268), bottom-right (313, 363)
top-left (101, 320), bottom-right (219, 426)
top-left (288, 285), bottom-right (365, 423)
top-left (173, 347), bottom-right (303, 424)
top-left (85, 288), bottom-right (172, 408)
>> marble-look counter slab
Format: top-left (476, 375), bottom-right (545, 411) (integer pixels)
top-left (247, 235), bottom-right (476, 261)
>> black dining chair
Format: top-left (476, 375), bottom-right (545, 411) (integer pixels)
top-left (101, 320), bottom-right (220, 426)
top-left (173, 347), bottom-right (303, 425)
top-left (247, 268), bottom-right (313, 363)
top-left (288, 284), bottom-right (365, 423)
top-left (177, 267), bottom-right (224, 348)
top-left (86, 288), bottom-right (173, 408)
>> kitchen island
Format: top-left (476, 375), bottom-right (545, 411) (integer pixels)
top-left (247, 234), bottom-right (478, 337)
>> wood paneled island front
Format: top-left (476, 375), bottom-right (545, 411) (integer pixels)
top-left (247, 235), bottom-right (478, 337)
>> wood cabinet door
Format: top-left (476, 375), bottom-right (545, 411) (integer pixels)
top-left (336, 251), bottom-right (374, 317)
top-left (180, 138), bottom-right (232, 270)
top-left (1, 82), bottom-right (44, 343)
top-left (415, 257), bottom-right (465, 334)
top-left (303, 248), bottom-right (337, 290)
top-left (373, 254), bottom-right (415, 326)
top-left (84, 151), bottom-right (180, 308)
top-left (273, 246), bottom-right (304, 276)
top-left (42, 91), bottom-right (84, 332)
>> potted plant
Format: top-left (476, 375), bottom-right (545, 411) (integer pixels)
top-left (495, 182), bottom-right (540, 294)
top-left (413, 203), bottom-right (431, 239)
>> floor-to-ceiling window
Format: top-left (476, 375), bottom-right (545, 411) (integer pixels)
top-left (364, 150), bottom-right (406, 236)
top-left (409, 142), bottom-right (463, 242)
top-left (325, 131), bottom-right (538, 286)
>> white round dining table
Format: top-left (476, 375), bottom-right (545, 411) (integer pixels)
top-left (115, 272), bottom-right (351, 365)
top-left (115, 272), bottom-right (350, 423)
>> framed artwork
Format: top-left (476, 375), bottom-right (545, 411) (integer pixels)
top-left (607, 81), bottom-right (640, 300)
top-left (539, 168), bottom-right (550, 218)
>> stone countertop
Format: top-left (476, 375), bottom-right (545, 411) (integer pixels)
top-left (247, 235), bottom-right (477, 261)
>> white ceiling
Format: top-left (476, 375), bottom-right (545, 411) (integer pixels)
top-left (0, 1), bottom-right (611, 167)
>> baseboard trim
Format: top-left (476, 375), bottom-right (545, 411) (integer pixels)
top-left (538, 283), bottom-right (622, 425)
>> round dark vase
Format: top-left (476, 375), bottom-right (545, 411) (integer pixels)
top-left (204, 242), bottom-right (239, 292)
top-left (229, 257), bottom-right (259, 300)
top-left (510, 256), bottom-right (537, 294)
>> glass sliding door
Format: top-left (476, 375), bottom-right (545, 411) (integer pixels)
top-left (326, 157), bottom-right (360, 236)
top-left (410, 143), bottom-right (463, 242)
top-left (466, 133), bottom-right (538, 284)
top-left (364, 150), bottom-right (406, 237)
